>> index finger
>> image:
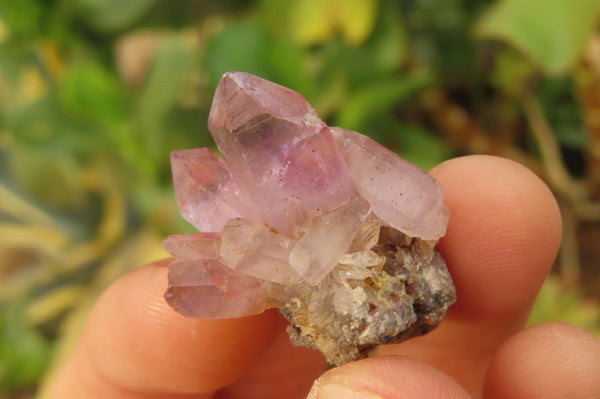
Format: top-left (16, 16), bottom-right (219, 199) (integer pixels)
top-left (46, 261), bottom-right (288, 398)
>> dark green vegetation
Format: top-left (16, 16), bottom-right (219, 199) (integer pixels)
top-left (0, 1), bottom-right (599, 397)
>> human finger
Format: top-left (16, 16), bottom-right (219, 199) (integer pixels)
top-left (307, 355), bottom-right (471, 399)
top-left (377, 155), bottom-right (562, 395)
top-left (216, 328), bottom-right (327, 399)
top-left (483, 322), bottom-right (600, 399)
top-left (47, 260), bottom-right (285, 398)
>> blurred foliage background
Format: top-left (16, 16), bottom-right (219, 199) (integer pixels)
top-left (0, 0), bottom-right (599, 397)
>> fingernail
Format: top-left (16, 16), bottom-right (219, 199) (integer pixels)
top-left (314, 384), bottom-right (385, 399)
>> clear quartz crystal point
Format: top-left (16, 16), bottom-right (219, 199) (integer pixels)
top-left (164, 72), bottom-right (456, 366)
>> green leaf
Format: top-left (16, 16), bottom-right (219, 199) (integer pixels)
top-left (258, 0), bottom-right (296, 37)
top-left (137, 36), bottom-right (198, 157)
top-left (0, 303), bottom-right (51, 391)
top-left (8, 97), bottom-right (93, 149)
top-left (476, 0), bottom-right (600, 75)
top-left (554, 126), bottom-right (588, 149)
top-left (491, 47), bottom-right (536, 97)
top-left (288, 0), bottom-right (332, 46)
top-left (335, 73), bottom-right (431, 132)
top-left (59, 60), bottom-right (128, 125)
top-left (336, 0), bottom-right (378, 46)
top-left (205, 23), bottom-right (273, 89)
top-left (0, 0), bottom-right (43, 38)
top-left (528, 276), bottom-right (600, 336)
top-left (537, 77), bottom-right (588, 149)
top-left (263, 38), bottom-right (315, 100)
top-left (75, 0), bottom-right (156, 32)
top-left (394, 122), bottom-right (450, 171)
top-left (57, 61), bottom-right (156, 181)
top-left (204, 22), bottom-right (313, 97)
top-left (262, 0), bottom-right (378, 47)
top-left (321, 2), bottom-right (407, 89)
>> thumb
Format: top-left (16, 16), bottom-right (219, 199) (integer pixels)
top-left (307, 356), bottom-right (470, 399)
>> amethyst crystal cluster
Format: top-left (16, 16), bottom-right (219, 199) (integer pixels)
top-left (163, 72), bottom-right (456, 365)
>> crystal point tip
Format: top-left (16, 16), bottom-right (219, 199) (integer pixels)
top-left (208, 72), bottom-right (319, 134)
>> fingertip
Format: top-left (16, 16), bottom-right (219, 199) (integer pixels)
top-left (75, 262), bottom-right (285, 394)
top-left (384, 155), bottom-right (565, 395)
top-left (484, 322), bottom-right (600, 399)
top-left (430, 155), bottom-right (562, 319)
top-left (308, 356), bottom-right (470, 399)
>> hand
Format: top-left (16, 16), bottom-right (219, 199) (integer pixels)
top-left (47, 155), bottom-right (600, 399)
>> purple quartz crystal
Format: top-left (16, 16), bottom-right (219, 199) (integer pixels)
top-left (163, 72), bottom-right (456, 365)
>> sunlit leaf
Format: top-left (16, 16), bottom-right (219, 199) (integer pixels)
top-left (476, 0), bottom-right (600, 75)
top-left (336, 0), bottom-right (378, 46)
top-left (288, 0), bottom-right (332, 46)
top-left (260, 0), bottom-right (378, 47)
top-left (286, 0), bottom-right (377, 46)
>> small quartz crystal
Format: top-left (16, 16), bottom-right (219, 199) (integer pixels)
top-left (163, 72), bottom-right (456, 365)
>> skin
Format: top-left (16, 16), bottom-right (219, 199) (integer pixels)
top-left (48, 155), bottom-right (600, 399)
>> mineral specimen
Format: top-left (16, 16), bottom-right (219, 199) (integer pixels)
top-left (163, 72), bottom-right (456, 366)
